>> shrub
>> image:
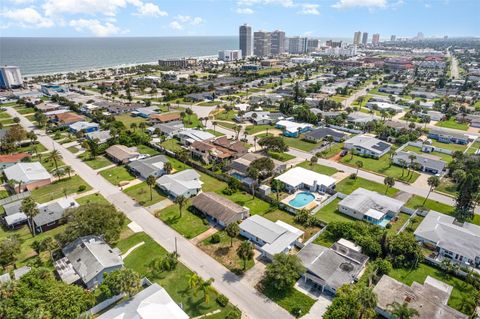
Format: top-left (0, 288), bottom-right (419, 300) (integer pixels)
top-left (78, 185), bottom-right (87, 192)
top-left (216, 294), bottom-right (229, 307)
top-left (210, 233), bottom-right (221, 244)
top-left (225, 307), bottom-right (241, 319)
top-left (349, 173), bottom-right (357, 179)
top-left (291, 307), bottom-right (303, 318)
top-left (385, 223), bottom-right (392, 229)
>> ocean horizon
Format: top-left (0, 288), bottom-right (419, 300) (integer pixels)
top-left (0, 36), bottom-right (351, 77)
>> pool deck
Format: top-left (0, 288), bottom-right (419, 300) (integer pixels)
top-left (282, 190), bottom-right (326, 211)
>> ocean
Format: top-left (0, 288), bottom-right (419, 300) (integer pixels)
top-left (0, 36), bottom-right (237, 76)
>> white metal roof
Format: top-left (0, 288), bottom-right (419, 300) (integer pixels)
top-left (274, 167), bottom-right (336, 189)
top-left (4, 162), bottom-right (51, 184)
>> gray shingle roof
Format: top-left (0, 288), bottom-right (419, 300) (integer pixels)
top-left (339, 188), bottom-right (404, 216)
top-left (394, 151), bottom-right (446, 172)
top-left (156, 169), bottom-right (201, 198)
top-left (127, 155), bottom-right (168, 179)
top-left (304, 127), bottom-right (346, 140)
top-left (192, 192), bottom-right (248, 224)
top-left (33, 198), bottom-right (79, 227)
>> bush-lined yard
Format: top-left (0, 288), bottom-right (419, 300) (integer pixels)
top-left (335, 176), bottom-right (399, 196)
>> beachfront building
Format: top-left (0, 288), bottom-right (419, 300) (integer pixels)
top-left (0, 66), bottom-right (23, 89)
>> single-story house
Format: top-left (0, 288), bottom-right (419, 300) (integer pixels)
top-left (191, 192), bottom-right (250, 227)
top-left (303, 127), bottom-right (347, 143)
top-left (50, 112), bottom-right (85, 126)
top-left (149, 112), bottom-right (181, 124)
top-left (3, 162), bottom-right (52, 193)
top-left (373, 275), bottom-right (468, 319)
top-left (185, 92), bottom-right (214, 102)
top-left (33, 197), bottom-right (79, 233)
top-left (147, 121), bottom-right (184, 137)
top-left (239, 214), bottom-right (304, 261)
top-left (298, 239), bottom-right (369, 296)
top-left (393, 151), bottom-right (446, 174)
top-left (105, 145), bottom-right (143, 164)
top-left (347, 112), bottom-right (378, 124)
top-left (229, 153), bottom-right (286, 178)
top-left (275, 120), bottom-right (313, 137)
top-left (97, 283), bottom-right (188, 319)
top-left (428, 129), bottom-right (469, 145)
top-left (414, 210), bottom-right (480, 269)
top-left (127, 155), bottom-right (168, 179)
top-left (0, 153), bottom-right (31, 171)
top-left (55, 235), bottom-right (123, 289)
top-left (235, 111), bottom-right (285, 125)
top-left (68, 121), bottom-right (99, 134)
top-left (365, 101), bottom-right (404, 113)
top-left (132, 106), bottom-right (158, 118)
top-left (177, 129), bottom-right (215, 146)
top-left (3, 200), bottom-right (27, 229)
top-left (85, 130), bottom-right (111, 144)
top-left (274, 167), bottom-right (336, 193)
top-left (338, 188), bottom-right (404, 226)
top-left (457, 114), bottom-right (480, 128)
top-left (156, 169), bottom-right (202, 199)
top-left (35, 102), bottom-right (62, 113)
top-left (344, 134), bottom-right (392, 158)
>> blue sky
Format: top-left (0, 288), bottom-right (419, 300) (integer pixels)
top-left (1, 0), bottom-right (478, 38)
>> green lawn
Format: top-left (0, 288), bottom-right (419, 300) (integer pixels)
top-left (262, 209), bottom-right (320, 240)
top-left (67, 146), bottom-right (80, 154)
top-left (76, 193), bottom-right (110, 205)
top-left (283, 136), bottom-right (320, 152)
top-left (389, 263), bottom-right (478, 315)
top-left (435, 178), bottom-right (457, 196)
top-left (197, 101), bottom-right (221, 106)
top-left (198, 231), bottom-right (254, 274)
top-left (214, 110), bottom-right (237, 122)
top-left (245, 125), bottom-right (275, 135)
top-left (466, 141), bottom-right (480, 155)
top-left (81, 155), bottom-right (113, 170)
top-left (33, 156), bottom-right (66, 173)
top-left (160, 139), bottom-right (183, 153)
top-left (16, 142), bottom-right (47, 153)
top-left (16, 107), bottom-right (36, 115)
top-left (166, 156), bottom-right (191, 172)
top-left (431, 140), bottom-right (468, 153)
top-left (31, 175), bottom-right (92, 203)
top-left (183, 114), bottom-right (203, 128)
top-left (435, 118), bottom-right (469, 131)
top-left (314, 198), bottom-right (356, 224)
top-left (260, 284), bottom-right (315, 317)
top-left (116, 232), bottom-right (230, 317)
top-left (100, 166), bottom-right (135, 186)
top-left (124, 182), bottom-right (167, 206)
top-left (403, 145), bottom-right (453, 162)
top-left (335, 176), bottom-right (399, 196)
top-left (217, 122), bottom-right (237, 130)
top-left (137, 144), bottom-right (160, 156)
top-left (156, 204), bottom-right (210, 239)
top-left (341, 154), bottom-right (420, 183)
top-left (267, 151), bottom-right (295, 162)
top-left (318, 143), bottom-right (344, 159)
top-left (387, 212), bottom-right (410, 234)
top-left (297, 161), bottom-right (337, 176)
top-left (206, 129), bottom-right (225, 137)
top-left (115, 114), bottom-right (147, 127)
top-left (405, 195), bottom-right (458, 217)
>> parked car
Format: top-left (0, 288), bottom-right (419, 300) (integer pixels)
top-left (340, 149), bottom-right (348, 157)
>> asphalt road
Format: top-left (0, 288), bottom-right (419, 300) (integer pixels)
top-left (7, 107), bottom-right (293, 319)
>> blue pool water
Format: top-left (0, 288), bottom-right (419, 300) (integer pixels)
top-left (231, 173), bottom-right (246, 181)
top-left (377, 215), bottom-right (393, 228)
top-left (289, 192), bottom-right (316, 208)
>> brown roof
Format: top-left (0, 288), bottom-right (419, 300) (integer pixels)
top-left (105, 145), bottom-right (139, 162)
top-left (191, 192), bottom-right (248, 224)
top-left (54, 112), bottom-right (85, 124)
top-left (213, 136), bottom-right (247, 154)
top-left (191, 141), bottom-right (214, 152)
top-left (149, 113), bottom-right (181, 123)
top-left (0, 153), bottom-right (31, 163)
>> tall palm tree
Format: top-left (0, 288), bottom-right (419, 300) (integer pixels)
top-left (48, 149), bottom-right (62, 172)
top-left (146, 175), bottom-right (157, 201)
top-left (21, 197), bottom-right (39, 236)
top-left (200, 278), bottom-right (215, 304)
top-left (384, 176), bottom-right (395, 194)
top-left (424, 176), bottom-right (440, 205)
top-left (237, 240), bottom-right (254, 270)
top-left (387, 301), bottom-right (419, 319)
top-left (63, 166), bottom-right (73, 179)
top-left (271, 179), bottom-right (284, 202)
top-left (164, 162), bottom-right (173, 174)
top-left (355, 160), bottom-right (363, 175)
top-left (212, 121), bottom-right (217, 134)
top-left (175, 195), bottom-right (187, 218)
top-left (187, 272), bottom-right (201, 296)
top-left (357, 286), bottom-right (378, 319)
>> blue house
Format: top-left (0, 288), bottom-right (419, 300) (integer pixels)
top-left (427, 129), bottom-right (469, 145)
top-left (69, 121), bottom-right (99, 134)
top-left (275, 120), bottom-right (313, 137)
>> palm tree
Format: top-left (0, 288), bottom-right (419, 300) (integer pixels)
top-left (48, 149), bottom-right (62, 172)
top-left (310, 155), bottom-right (318, 166)
top-left (82, 138), bottom-right (100, 159)
top-left (384, 176), bottom-right (395, 194)
top-left (212, 121), bottom-right (217, 134)
top-left (357, 286), bottom-right (377, 319)
top-left (164, 162), bottom-right (173, 174)
top-left (146, 175), bottom-right (157, 201)
top-left (63, 166), bottom-right (73, 179)
top-left (130, 123), bottom-right (137, 132)
top-left (21, 197), bottom-right (39, 236)
top-left (253, 135), bottom-right (258, 151)
top-left (424, 176), bottom-right (440, 205)
top-left (399, 159), bottom-right (407, 177)
top-left (200, 278), bottom-right (215, 304)
top-left (187, 272), bottom-right (201, 296)
top-left (355, 160), bottom-right (363, 175)
top-left (237, 240), bottom-right (254, 270)
top-left (53, 168), bottom-right (66, 181)
top-left (407, 154), bottom-right (417, 177)
top-left (387, 301), bottom-right (419, 319)
top-left (175, 195), bottom-right (187, 218)
top-left (271, 179), bottom-right (284, 202)
top-left (225, 222), bottom-right (240, 247)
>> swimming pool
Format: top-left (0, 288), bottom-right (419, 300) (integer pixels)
top-left (376, 215), bottom-right (393, 228)
top-left (289, 192), bottom-right (316, 208)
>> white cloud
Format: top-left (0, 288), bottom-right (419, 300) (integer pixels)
top-left (134, 2), bottom-right (167, 17)
top-left (237, 0), bottom-right (294, 7)
top-left (43, 0), bottom-right (128, 17)
top-left (169, 15), bottom-right (204, 30)
top-left (299, 4), bottom-right (319, 15)
top-left (236, 7), bottom-right (254, 14)
top-left (1, 7), bottom-right (54, 28)
top-left (8, 0), bottom-right (36, 4)
top-left (332, 0), bottom-right (387, 9)
top-left (424, 3), bottom-right (431, 8)
top-left (69, 19), bottom-right (122, 36)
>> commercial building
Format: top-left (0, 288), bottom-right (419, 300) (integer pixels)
top-left (326, 40), bottom-right (342, 48)
top-left (338, 188), bottom-right (405, 226)
top-left (414, 210), bottom-right (480, 269)
top-left (270, 30), bottom-right (286, 55)
top-left (218, 50), bottom-right (242, 62)
top-left (362, 32), bottom-right (368, 45)
top-left (353, 31), bottom-right (362, 45)
top-left (0, 66), bottom-right (23, 89)
top-left (372, 33), bottom-right (380, 45)
top-left (240, 215), bottom-right (303, 261)
top-left (158, 58), bottom-right (197, 68)
top-left (306, 39), bottom-right (321, 52)
top-left (288, 36), bottom-right (308, 54)
top-left (254, 31), bottom-right (271, 57)
top-left (239, 24), bottom-right (252, 58)
top-left (373, 275), bottom-right (468, 319)
top-left (390, 35), bottom-right (396, 42)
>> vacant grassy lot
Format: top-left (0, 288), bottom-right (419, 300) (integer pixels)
top-left (267, 151), bottom-right (295, 162)
top-left (319, 142), bottom-right (344, 159)
top-left (217, 121), bottom-right (237, 130)
top-left (81, 155), bottom-right (113, 170)
top-left (260, 283), bottom-right (315, 317)
top-left (214, 110), bottom-right (236, 122)
top-left (435, 118), bottom-right (469, 131)
top-left (156, 204), bottom-right (210, 239)
top-left (137, 144), bottom-right (160, 156)
top-left (335, 176), bottom-right (399, 196)
top-left (31, 175), bottom-right (92, 203)
top-left (389, 263), bottom-right (478, 315)
top-left (341, 153), bottom-right (420, 183)
top-left (387, 212), bottom-right (410, 234)
top-left (435, 178), bottom-right (457, 196)
top-left (116, 232), bottom-right (232, 318)
top-left (297, 161), bottom-right (337, 176)
top-left (100, 166), bottom-right (135, 186)
top-left (160, 139), bottom-right (183, 153)
top-left (283, 136), bottom-right (320, 152)
top-left (115, 114), bottom-right (147, 127)
top-left (314, 198), bottom-right (356, 224)
top-left (245, 125), bottom-right (275, 135)
top-left (124, 181), bottom-right (167, 206)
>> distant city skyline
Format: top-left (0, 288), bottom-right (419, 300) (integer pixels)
top-left (0, 0), bottom-right (479, 38)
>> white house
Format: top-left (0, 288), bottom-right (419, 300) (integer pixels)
top-left (344, 134), bottom-right (392, 158)
top-left (274, 167), bottom-right (336, 193)
top-left (156, 169), bottom-right (202, 199)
